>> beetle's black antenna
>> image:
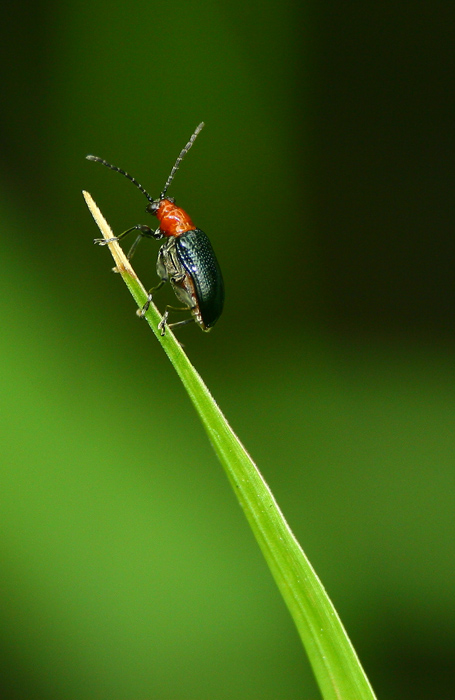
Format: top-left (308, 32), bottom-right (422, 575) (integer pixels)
top-left (160, 122), bottom-right (205, 200)
top-left (85, 155), bottom-right (155, 203)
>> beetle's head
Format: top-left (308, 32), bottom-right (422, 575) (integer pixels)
top-left (145, 199), bottom-right (160, 217)
top-left (146, 196), bottom-right (176, 218)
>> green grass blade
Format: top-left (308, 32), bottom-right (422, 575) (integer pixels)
top-left (83, 191), bottom-right (377, 700)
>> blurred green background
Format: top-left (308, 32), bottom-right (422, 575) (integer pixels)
top-left (1, 1), bottom-right (454, 698)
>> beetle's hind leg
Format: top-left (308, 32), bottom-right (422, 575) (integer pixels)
top-left (157, 307), bottom-right (195, 336)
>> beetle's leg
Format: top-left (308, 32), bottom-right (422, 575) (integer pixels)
top-left (157, 310), bottom-right (169, 335)
top-left (158, 313), bottom-right (195, 336)
top-left (158, 311), bottom-right (192, 336)
top-left (170, 273), bottom-right (186, 284)
top-left (137, 279), bottom-right (167, 318)
top-left (137, 245), bottom-right (169, 317)
top-left (94, 224), bottom-right (149, 247)
top-left (126, 233), bottom-right (145, 260)
top-left (169, 318), bottom-right (195, 331)
top-left (126, 226), bottom-right (163, 260)
top-left (157, 305), bottom-right (195, 336)
top-left (94, 225), bottom-right (162, 257)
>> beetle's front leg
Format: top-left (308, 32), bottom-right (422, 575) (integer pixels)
top-left (126, 226), bottom-right (163, 260)
top-left (94, 224), bottom-right (163, 259)
top-left (94, 223), bottom-right (150, 247)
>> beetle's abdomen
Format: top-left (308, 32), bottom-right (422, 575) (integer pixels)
top-left (176, 229), bottom-right (224, 329)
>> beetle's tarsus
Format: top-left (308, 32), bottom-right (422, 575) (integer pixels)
top-left (158, 311), bottom-right (169, 336)
top-left (94, 236), bottom-right (118, 246)
top-left (137, 294), bottom-right (153, 318)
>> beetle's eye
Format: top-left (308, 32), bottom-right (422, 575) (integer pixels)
top-left (146, 201), bottom-right (159, 216)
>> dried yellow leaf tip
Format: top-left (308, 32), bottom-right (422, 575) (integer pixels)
top-left (82, 190), bottom-right (139, 281)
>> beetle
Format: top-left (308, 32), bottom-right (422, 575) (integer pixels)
top-left (87, 122), bottom-right (224, 335)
